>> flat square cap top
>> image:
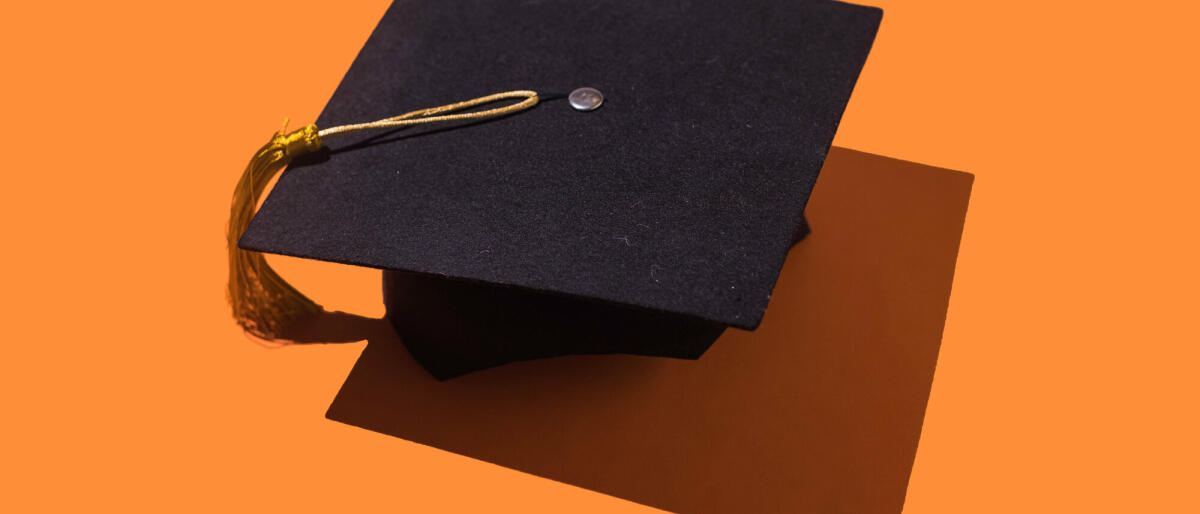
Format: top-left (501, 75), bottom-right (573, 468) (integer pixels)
top-left (240, 0), bottom-right (882, 329)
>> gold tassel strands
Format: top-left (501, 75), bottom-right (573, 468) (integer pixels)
top-left (226, 90), bottom-right (539, 341)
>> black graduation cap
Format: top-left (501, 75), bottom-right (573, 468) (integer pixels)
top-left (231, 0), bottom-right (882, 379)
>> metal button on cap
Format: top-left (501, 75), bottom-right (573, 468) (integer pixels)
top-left (568, 87), bottom-right (604, 111)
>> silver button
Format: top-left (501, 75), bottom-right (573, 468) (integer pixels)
top-left (568, 87), bottom-right (604, 111)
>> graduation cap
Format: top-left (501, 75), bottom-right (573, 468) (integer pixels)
top-left (228, 0), bottom-right (883, 379)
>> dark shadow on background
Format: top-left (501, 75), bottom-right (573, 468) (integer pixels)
top-left (291, 148), bottom-right (973, 514)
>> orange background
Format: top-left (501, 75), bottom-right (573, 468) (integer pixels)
top-left (2, 1), bottom-right (1196, 512)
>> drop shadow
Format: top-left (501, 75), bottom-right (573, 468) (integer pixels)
top-left (282, 148), bottom-right (973, 513)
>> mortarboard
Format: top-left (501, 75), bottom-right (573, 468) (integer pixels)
top-left (229, 0), bottom-right (883, 378)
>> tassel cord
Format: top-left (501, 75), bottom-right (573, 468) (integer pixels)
top-left (317, 90), bottom-right (538, 140)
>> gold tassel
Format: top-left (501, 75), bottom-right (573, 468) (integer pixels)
top-left (227, 90), bottom-right (539, 341)
top-left (226, 120), bottom-right (324, 341)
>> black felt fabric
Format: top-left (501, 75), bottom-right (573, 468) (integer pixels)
top-left (386, 214), bottom-right (807, 380)
top-left (240, 0), bottom-right (882, 330)
top-left (383, 270), bottom-right (727, 380)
